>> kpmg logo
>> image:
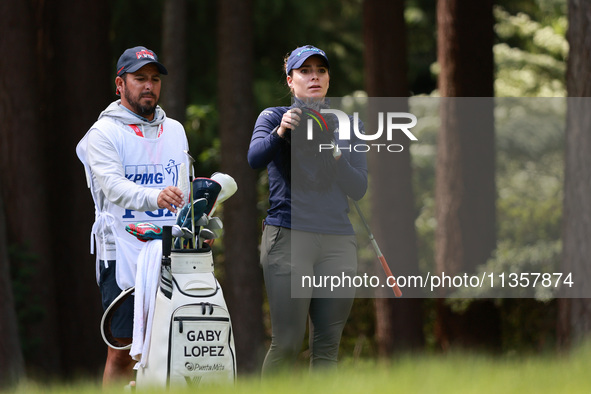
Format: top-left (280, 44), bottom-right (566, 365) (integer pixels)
top-left (306, 108), bottom-right (418, 153)
top-left (125, 160), bottom-right (180, 186)
top-left (122, 160), bottom-right (181, 220)
top-left (125, 164), bottom-right (165, 185)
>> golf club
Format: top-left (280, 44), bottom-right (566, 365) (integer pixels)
top-left (205, 217), bottom-right (223, 230)
top-left (199, 228), bottom-right (216, 240)
top-left (192, 177), bottom-right (222, 217)
top-left (177, 198), bottom-right (208, 229)
top-left (195, 213), bottom-right (209, 227)
top-left (171, 225), bottom-right (184, 238)
top-left (184, 150), bottom-right (196, 247)
top-left (172, 225), bottom-right (194, 249)
top-left (352, 200), bottom-right (402, 297)
top-left (172, 225), bottom-right (193, 239)
top-left (209, 172), bottom-right (238, 217)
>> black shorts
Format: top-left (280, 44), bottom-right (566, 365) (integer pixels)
top-left (99, 260), bottom-right (134, 339)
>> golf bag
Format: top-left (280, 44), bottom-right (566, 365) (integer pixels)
top-left (101, 172), bottom-right (238, 389)
top-left (136, 225), bottom-right (236, 388)
top-left (101, 230), bottom-right (236, 389)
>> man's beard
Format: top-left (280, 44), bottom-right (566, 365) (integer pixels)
top-left (125, 90), bottom-right (158, 118)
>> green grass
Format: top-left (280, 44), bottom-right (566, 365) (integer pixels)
top-left (6, 342), bottom-right (591, 394)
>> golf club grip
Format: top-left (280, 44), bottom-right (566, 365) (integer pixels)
top-left (162, 226), bottom-right (172, 257)
top-left (379, 255), bottom-right (402, 297)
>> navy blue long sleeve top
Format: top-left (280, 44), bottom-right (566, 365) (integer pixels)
top-left (248, 104), bottom-right (368, 235)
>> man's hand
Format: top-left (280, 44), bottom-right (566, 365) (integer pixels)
top-left (157, 186), bottom-right (185, 214)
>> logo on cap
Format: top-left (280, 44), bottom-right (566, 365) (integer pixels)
top-left (296, 47), bottom-right (325, 57)
top-left (136, 49), bottom-right (156, 61)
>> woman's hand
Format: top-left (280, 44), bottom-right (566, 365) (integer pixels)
top-left (277, 108), bottom-right (302, 138)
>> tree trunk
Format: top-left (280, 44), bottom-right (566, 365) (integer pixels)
top-left (0, 1), bottom-right (27, 385)
top-left (559, 0), bottom-right (591, 348)
top-left (162, 0), bottom-right (188, 124)
top-left (42, 0), bottom-right (112, 376)
top-left (0, 194), bottom-right (25, 387)
top-left (0, 0), bottom-right (62, 376)
top-left (436, 0), bottom-right (494, 97)
top-left (217, 0), bottom-right (265, 374)
top-left (48, 0), bottom-right (116, 377)
top-left (363, 0), bottom-right (424, 355)
top-left (434, 0), bottom-right (499, 350)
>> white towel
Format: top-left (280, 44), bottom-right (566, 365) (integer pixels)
top-left (130, 239), bottom-right (162, 367)
top-left (178, 162), bottom-right (190, 206)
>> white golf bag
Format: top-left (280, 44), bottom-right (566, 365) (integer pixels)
top-left (134, 242), bottom-right (236, 388)
top-left (101, 232), bottom-right (237, 389)
top-left (101, 172), bottom-right (238, 389)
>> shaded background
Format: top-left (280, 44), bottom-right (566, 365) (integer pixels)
top-left (2, 0), bottom-right (590, 386)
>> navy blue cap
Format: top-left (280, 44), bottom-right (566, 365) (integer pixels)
top-left (286, 45), bottom-right (330, 75)
top-left (116, 46), bottom-right (168, 76)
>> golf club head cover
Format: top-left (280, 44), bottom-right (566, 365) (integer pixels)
top-left (209, 172), bottom-right (238, 216)
top-left (176, 198), bottom-right (208, 228)
top-left (126, 222), bottom-right (163, 242)
top-left (192, 177), bottom-right (222, 216)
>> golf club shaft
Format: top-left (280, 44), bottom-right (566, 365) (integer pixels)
top-left (190, 178), bottom-right (195, 248)
top-left (178, 162), bottom-right (190, 249)
top-left (352, 200), bottom-right (402, 297)
top-left (184, 150), bottom-right (197, 249)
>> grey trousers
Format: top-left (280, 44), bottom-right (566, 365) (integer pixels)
top-left (260, 225), bottom-right (357, 375)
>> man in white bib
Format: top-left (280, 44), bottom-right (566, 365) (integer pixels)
top-left (76, 46), bottom-right (189, 386)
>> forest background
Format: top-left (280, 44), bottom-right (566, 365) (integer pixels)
top-left (2, 0), bottom-right (590, 386)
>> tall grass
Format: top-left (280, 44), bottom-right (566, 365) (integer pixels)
top-left (6, 342), bottom-right (591, 394)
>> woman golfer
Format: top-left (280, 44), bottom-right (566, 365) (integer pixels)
top-left (248, 45), bottom-right (368, 374)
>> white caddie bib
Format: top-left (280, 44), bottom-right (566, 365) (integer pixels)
top-left (113, 123), bottom-right (187, 289)
top-left (88, 118), bottom-right (188, 290)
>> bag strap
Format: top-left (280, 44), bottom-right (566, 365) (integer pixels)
top-left (100, 286), bottom-right (135, 350)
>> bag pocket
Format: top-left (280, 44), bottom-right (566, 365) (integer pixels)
top-left (168, 302), bottom-right (236, 388)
